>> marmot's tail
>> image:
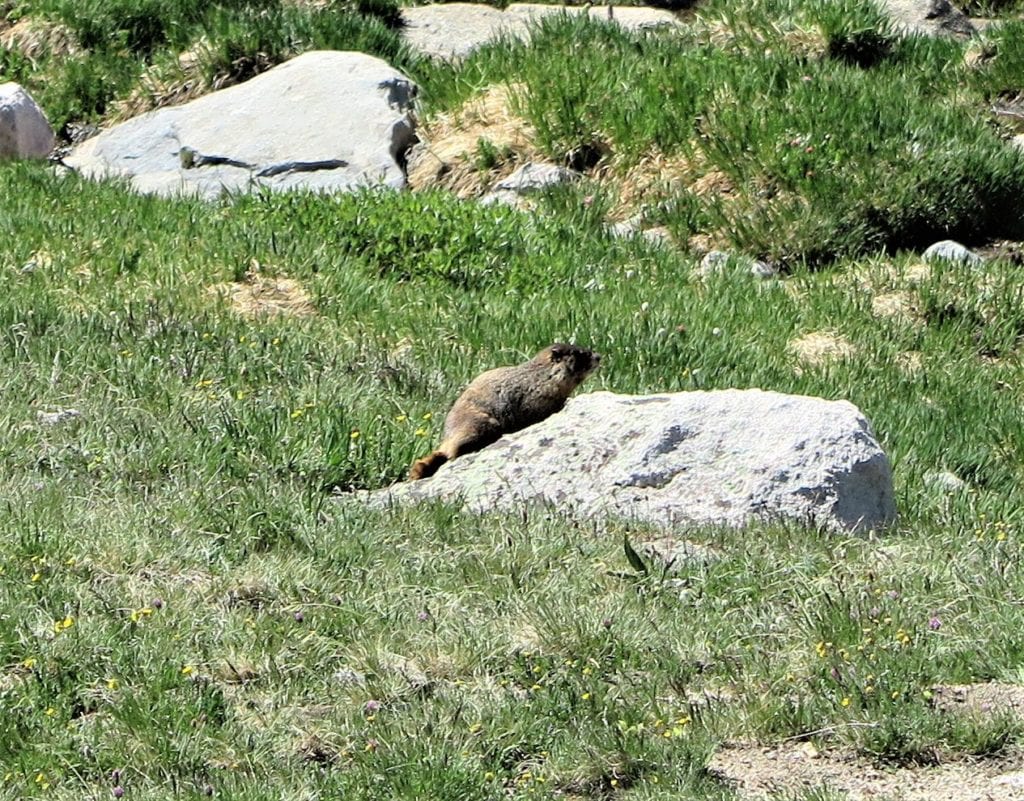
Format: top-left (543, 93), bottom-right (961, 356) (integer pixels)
top-left (409, 451), bottom-right (448, 480)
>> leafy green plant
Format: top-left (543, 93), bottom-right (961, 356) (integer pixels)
top-left (805, 0), bottom-right (897, 68)
top-left (969, 21), bottom-right (1024, 103)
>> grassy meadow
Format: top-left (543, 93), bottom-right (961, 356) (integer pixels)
top-left (3, 0), bottom-right (1024, 798)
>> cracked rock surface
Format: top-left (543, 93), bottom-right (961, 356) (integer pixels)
top-left (65, 51), bottom-right (417, 199)
top-left (369, 389), bottom-right (896, 534)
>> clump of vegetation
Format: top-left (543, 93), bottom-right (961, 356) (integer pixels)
top-left (414, 10), bottom-right (1024, 266)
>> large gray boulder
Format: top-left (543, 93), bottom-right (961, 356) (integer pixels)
top-left (65, 51), bottom-right (416, 199)
top-left (879, 0), bottom-right (976, 38)
top-left (372, 390), bottom-right (896, 534)
top-left (401, 3), bottom-right (681, 60)
top-left (0, 83), bottom-right (55, 160)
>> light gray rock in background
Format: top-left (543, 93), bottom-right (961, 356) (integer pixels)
top-left (480, 162), bottom-right (579, 207)
top-left (401, 3), bottom-right (681, 60)
top-left (923, 239), bottom-right (983, 266)
top-left (508, 3), bottom-right (681, 32)
top-left (401, 3), bottom-right (512, 60)
top-left (924, 469), bottom-right (967, 492)
top-left (0, 83), bottom-right (55, 160)
top-left (65, 51), bottom-right (417, 199)
top-left (749, 259), bottom-right (778, 279)
top-left (608, 216), bottom-right (672, 248)
top-left (479, 189), bottom-right (527, 209)
top-left (493, 162), bottom-right (580, 193)
top-left (37, 408), bottom-right (81, 426)
top-left (369, 390), bottom-right (896, 534)
top-left (879, 0), bottom-right (976, 38)
top-left (697, 250), bottom-right (777, 279)
top-left (697, 250), bottom-right (731, 276)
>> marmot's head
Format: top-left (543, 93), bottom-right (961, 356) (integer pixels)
top-left (537, 343), bottom-right (601, 386)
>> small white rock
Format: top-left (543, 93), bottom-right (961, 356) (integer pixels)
top-left (924, 470), bottom-right (967, 492)
top-left (697, 250), bottom-right (731, 276)
top-left (993, 771), bottom-right (1024, 789)
top-left (493, 162), bottom-right (579, 194)
top-left (922, 240), bottom-right (982, 266)
top-left (479, 189), bottom-right (526, 208)
top-left (37, 408), bottom-right (82, 426)
top-left (750, 260), bottom-right (778, 279)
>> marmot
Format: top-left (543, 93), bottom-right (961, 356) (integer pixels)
top-left (408, 343), bottom-right (601, 480)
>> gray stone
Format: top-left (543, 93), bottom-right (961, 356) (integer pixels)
top-left (923, 239), bottom-right (983, 266)
top-left (993, 772), bottom-right (1024, 789)
top-left (507, 3), bottom-right (681, 32)
top-left (697, 250), bottom-right (731, 276)
top-left (492, 162), bottom-right (580, 193)
top-left (479, 189), bottom-right (527, 208)
top-left (65, 51), bottom-right (416, 199)
top-left (401, 3), bottom-right (512, 60)
top-left (879, 0), bottom-right (976, 38)
top-left (750, 259), bottom-right (778, 279)
top-left (369, 389), bottom-right (896, 534)
top-left (698, 250), bottom-right (776, 279)
top-left (609, 215), bottom-right (643, 239)
top-left (638, 226), bottom-right (672, 247)
top-left (401, 3), bottom-right (681, 60)
top-left (0, 83), bottom-right (55, 160)
top-left (36, 408), bottom-right (81, 426)
top-left (925, 469), bottom-right (967, 492)
top-left (608, 218), bottom-right (671, 248)
top-left (332, 667), bottom-right (367, 686)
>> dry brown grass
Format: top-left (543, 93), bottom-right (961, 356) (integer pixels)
top-left (407, 84), bottom-right (542, 197)
top-left (0, 17), bottom-right (79, 61)
top-left (871, 291), bottom-right (921, 324)
top-left (208, 266), bottom-right (316, 319)
top-left (109, 44), bottom-right (213, 122)
top-left (789, 330), bottom-right (857, 370)
top-left (599, 149), bottom-right (700, 221)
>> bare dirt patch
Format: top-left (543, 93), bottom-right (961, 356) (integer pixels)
top-left (932, 683), bottom-right (1024, 718)
top-left (871, 291), bottom-right (921, 324)
top-left (208, 269), bottom-right (315, 319)
top-left (789, 330), bottom-right (857, 369)
top-left (709, 742), bottom-right (1024, 800)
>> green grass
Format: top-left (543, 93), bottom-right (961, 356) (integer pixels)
top-left (3, 159), bottom-right (1024, 796)
top-left (411, 9), bottom-right (1024, 265)
top-left (3, 0), bottom-right (1024, 796)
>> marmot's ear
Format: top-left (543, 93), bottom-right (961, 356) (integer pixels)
top-left (548, 344), bottom-right (568, 360)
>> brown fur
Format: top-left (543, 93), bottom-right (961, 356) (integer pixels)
top-left (408, 343), bottom-right (601, 480)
